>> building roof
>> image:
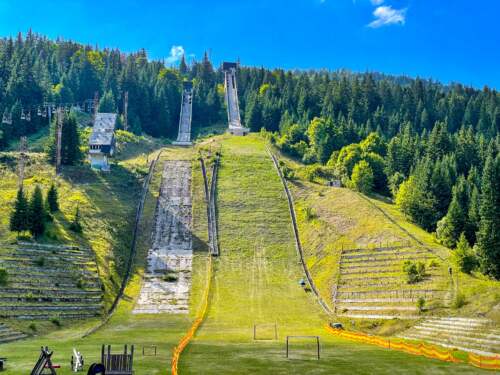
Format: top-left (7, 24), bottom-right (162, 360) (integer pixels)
top-left (89, 113), bottom-right (117, 146)
top-left (222, 62), bottom-right (238, 70)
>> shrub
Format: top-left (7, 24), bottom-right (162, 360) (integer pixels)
top-left (403, 261), bottom-right (426, 284)
top-left (417, 297), bottom-right (426, 312)
top-left (69, 206), bottom-right (82, 233)
top-left (29, 323), bottom-right (37, 332)
top-left (76, 279), bottom-right (85, 289)
top-left (50, 317), bottom-right (61, 327)
top-left (163, 273), bottom-right (178, 282)
top-left (428, 259), bottom-right (440, 268)
top-left (351, 160), bottom-right (374, 194)
top-left (0, 269), bottom-right (8, 286)
top-left (452, 292), bottom-right (466, 309)
top-left (304, 206), bottom-right (317, 221)
top-left (34, 256), bottom-right (46, 267)
top-left (281, 165), bottom-right (295, 180)
top-left (453, 233), bottom-right (478, 274)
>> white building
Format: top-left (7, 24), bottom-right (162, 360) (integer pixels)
top-left (88, 113), bottom-right (117, 171)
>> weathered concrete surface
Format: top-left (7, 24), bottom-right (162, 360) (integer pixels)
top-left (134, 161), bottom-right (193, 314)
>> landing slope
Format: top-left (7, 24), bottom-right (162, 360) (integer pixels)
top-left (181, 134), bottom-right (481, 374)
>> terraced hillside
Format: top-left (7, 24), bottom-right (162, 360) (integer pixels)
top-left (335, 245), bottom-right (450, 319)
top-left (0, 243), bottom-right (102, 320)
top-left (399, 317), bottom-right (500, 356)
top-left (0, 323), bottom-right (27, 344)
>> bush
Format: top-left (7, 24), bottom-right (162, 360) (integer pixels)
top-left (304, 207), bottom-right (317, 221)
top-left (351, 160), bottom-right (374, 194)
top-left (0, 269), bottom-right (8, 286)
top-left (281, 165), bottom-right (295, 180)
top-left (163, 273), bottom-right (178, 282)
top-left (29, 323), bottom-right (37, 332)
top-left (34, 256), bottom-right (46, 267)
top-left (452, 292), bottom-right (466, 309)
top-left (50, 317), bottom-right (61, 327)
top-left (417, 297), bottom-right (426, 312)
top-left (403, 261), bottom-right (426, 284)
top-left (453, 233), bottom-right (478, 274)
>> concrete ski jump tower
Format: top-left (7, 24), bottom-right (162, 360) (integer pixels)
top-left (173, 81), bottom-right (194, 145)
top-left (223, 62), bottom-right (249, 136)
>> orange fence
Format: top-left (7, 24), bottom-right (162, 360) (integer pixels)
top-left (171, 255), bottom-right (213, 375)
top-left (325, 325), bottom-right (459, 363)
top-left (469, 352), bottom-right (500, 370)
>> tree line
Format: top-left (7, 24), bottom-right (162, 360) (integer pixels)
top-left (1, 31), bottom-right (499, 278)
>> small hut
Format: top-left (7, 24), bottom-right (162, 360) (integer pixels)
top-left (88, 113), bottom-right (117, 171)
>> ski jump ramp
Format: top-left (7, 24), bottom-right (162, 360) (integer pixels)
top-left (223, 62), bottom-right (249, 136)
top-left (173, 81), bottom-right (194, 146)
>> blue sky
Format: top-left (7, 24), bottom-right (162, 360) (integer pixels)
top-left (0, 0), bottom-right (499, 88)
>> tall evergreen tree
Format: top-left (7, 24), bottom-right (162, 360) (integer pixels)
top-left (29, 185), bottom-right (46, 237)
top-left (46, 183), bottom-right (59, 213)
top-left (9, 188), bottom-right (29, 234)
top-left (476, 154), bottom-right (500, 278)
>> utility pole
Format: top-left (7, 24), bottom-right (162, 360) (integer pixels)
top-left (124, 91), bottom-right (129, 131)
top-left (18, 136), bottom-right (27, 189)
top-left (93, 91), bottom-right (99, 121)
top-left (56, 108), bottom-right (63, 175)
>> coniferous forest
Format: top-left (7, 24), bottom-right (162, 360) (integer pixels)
top-left (1, 32), bottom-right (499, 278)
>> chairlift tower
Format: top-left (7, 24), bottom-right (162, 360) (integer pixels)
top-left (124, 91), bottom-right (129, 131)
top-left (55, 108), bottom-right (63, 175)
top-left (18, 136), bottom-right (27, 189)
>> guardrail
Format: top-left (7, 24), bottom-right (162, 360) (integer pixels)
top-left (267, 148), bottom-right (333, 315)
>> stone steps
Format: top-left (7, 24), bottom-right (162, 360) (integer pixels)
top-left (337, 313), bottom-right (420, 320)
top-left (399, 317), bottom-right (500, 356)
top-left (0, 324), bottom-right (28, 344)
top-left (342, 252), bottom-right (432, 261)
top-left (0, 296), bottom-right (102, 303)
top-left (412, 326), bottom-right (500, 346)
top-left (0, 288), bottom-right (102, 295)
top-left (12, 313), bottom-right (100, 320)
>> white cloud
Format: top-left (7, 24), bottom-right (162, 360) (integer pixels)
top-left (165, 45), bottom-right (185, 65)
top-left (370, 0), bottom-right (384, 5)
top-left (368, 5), bottom-right (406, 28)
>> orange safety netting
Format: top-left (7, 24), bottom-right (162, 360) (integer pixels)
top-left (468, 352), bottom-right (500, 370)
top-left (171, 255), bottom-right (213, 375)
top-left (325, 325), bottom-right (460, 363)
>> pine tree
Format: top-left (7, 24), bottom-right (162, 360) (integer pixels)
top-left (46, 183), bottom-right (59, 213)
top-left (179, 54), bottom-right (188, 75)
top-left (61, 114), bottom-right (82, 165)
top-left (29, 185), bottom-right (46, 237)
top-left (476, 154), bottom-right (500, 278)
top-left (9, 188), bottom-right (29, 234)
top-left (98, 90), bottom-right (116, 113)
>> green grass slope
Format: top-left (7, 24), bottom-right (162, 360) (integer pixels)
top-left (276, 150), bottom-right (500, 329)
top-left (180, 134), bottom-right (483, 374)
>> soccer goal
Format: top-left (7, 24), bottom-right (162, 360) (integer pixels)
top-left (285, 336), bottom-right (320, 360)
top-left (253, 323), bottom-right (278, 340)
